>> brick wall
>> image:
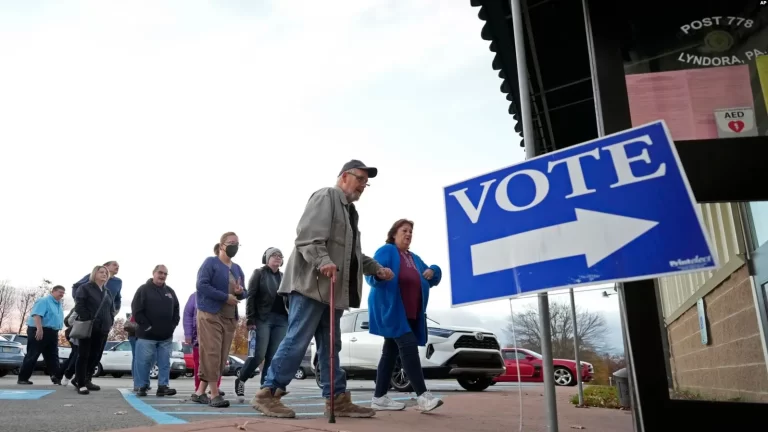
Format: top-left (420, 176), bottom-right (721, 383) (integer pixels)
top-left (666, 264), bottom-right (768, 402)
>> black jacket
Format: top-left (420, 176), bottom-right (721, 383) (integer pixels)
top-left (73, 282), bottom-right (115, 336)
top-left (131, 279), bottom-right (180, 341)
top-left (246, 266), bottom-right (287, 326)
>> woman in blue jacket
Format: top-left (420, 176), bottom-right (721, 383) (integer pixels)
top-left (365, 219), bottom-right (444, 413)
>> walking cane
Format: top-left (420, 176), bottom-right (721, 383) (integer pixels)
top-left (328, 273), bottom-right (337, 424)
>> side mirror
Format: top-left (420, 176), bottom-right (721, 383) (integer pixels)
top-left (360, 322), bottom-right (369, 330)
top-left (525, 355), bottom-right (534, 360)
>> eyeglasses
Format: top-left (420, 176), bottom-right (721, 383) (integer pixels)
top-left (346, 171), bottom-right (371, 187)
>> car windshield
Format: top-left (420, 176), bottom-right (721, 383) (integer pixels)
top-left (172, 341), bottom-right (182, 352)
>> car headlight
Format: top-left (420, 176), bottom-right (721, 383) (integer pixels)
top-left (427, 327), bottom-right (454, 338)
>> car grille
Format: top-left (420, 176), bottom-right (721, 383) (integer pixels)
top-left (454, 335), bottom-right (500, 350)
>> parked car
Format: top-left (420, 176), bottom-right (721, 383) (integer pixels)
top-left (181, 342), bottom-right (195, 377)
top-left (96, 340), bottom-right (186, 379)
top-left (0, 335), bottom-right (24, 378)
top-left (1, 332), bottom-right (70, 374)
top-left (311, 310), bottom-right (505, 392)
top-left (493, 348), bottom-right (593, 386)
top-left (226, 355), bottom-right (258, 378)
top-left (295, 341), bottom-right (314, 380)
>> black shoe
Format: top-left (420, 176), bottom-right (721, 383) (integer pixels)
top-left (51, 377), bottom-right (62, 385)
top-left (137, 387), bottom-right (148, 397)
top-left (156, 385), bottom-right (177, 397)
top-left (85, 381), bottom-right (100, 391)
top-left (190, 393), bottom-right (210, 404)
top-left (17, 380), bottom-right (33, 385)
top-left (209, 395), bottom-right (230, 408)
top-left (235, 378), bottom-right (245, 399)
top-left (77, 386), bottom-right (90, 395)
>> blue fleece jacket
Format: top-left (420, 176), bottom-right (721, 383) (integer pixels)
top-left (365, 243), bottom-right (442, 346)
top-left (195, 256), bottom-right (246, 317)
top-left (72, 275), bottom-right (122, 312)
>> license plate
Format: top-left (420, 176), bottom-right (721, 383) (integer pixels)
top-left (1, 347), bottom-right (16, 353)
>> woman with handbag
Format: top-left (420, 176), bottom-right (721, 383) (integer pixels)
top-left (72, 265), bottom-right (115, 395)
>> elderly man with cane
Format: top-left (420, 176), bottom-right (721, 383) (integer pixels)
top-left (251, 160), bottom-right (394, 420)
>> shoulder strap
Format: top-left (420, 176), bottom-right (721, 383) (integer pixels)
top-left (93, 287), bottom-right (113, 319)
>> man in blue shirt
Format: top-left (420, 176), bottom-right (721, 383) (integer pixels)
top-left (72, 261), bottom-right (122, 313)
top-left (17, 285), bottom-right (66, 385)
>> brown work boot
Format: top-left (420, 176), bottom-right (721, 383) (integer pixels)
top-left (325, 391), bottom-right (376, 418)
top-left (251, 388), bottom-right (295, 418)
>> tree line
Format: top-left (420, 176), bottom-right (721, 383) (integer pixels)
top-left (504, 301), bottom-right (626, 385)
top-left (0, 279), bottom-right (74, 334)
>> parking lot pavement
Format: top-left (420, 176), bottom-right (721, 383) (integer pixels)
top-left (0, 372), bottom-right (550, 431)
top-left (120, 376), bottom-right (454, 424)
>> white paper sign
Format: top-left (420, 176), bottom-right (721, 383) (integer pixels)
top-left (714, 107), bottom-right (758, 138)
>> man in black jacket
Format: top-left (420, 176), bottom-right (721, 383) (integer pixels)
top-left (131, 265), bottom-right (180, 397)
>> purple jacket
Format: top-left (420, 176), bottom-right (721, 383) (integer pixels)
top-left (183, 293), bottom-right (198, 346)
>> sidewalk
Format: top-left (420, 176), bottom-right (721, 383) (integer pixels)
top-left (107, 389), bottom-right (633, 432)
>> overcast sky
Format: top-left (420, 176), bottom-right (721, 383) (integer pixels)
top-left (0, 1), bottom-right (624, 354)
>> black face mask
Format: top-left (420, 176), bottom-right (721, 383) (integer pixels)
top-left (225, 244), bottom-right (239, 258)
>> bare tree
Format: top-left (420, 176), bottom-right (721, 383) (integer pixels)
top-left (15, 279), bottom-right (51, 333)
top-left (0, 280), bottom-right (15, 330)
top-left (504, 301), bottom-right (609, 359)
top-left (108, 318), bottom-right (128, 341)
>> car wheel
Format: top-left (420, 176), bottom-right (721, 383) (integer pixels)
top-left (11, 367), bottom-right (20, 375)
top-left (93, 364), bottom-right (103, 378)
top-left (489, 381), bottom-right (497, 386)
top-left (170, 374), bottom-right (180, 380)
top-left (235, 368), bottom-right (242, 379)
top-left (457, 377), bottom-right (491, 392)
top-left (295, 367), bottom-right (306, 380)
top-left (150, 365), bottom-right (159, 379)
top-left (0, 370), bottom-right (8, 378)
top-left (111, 373), bottom-right (124, 379)
top-left (390, 357), bottom-right (413, 392)
top-left (554, 366), bottom-right (574, 386)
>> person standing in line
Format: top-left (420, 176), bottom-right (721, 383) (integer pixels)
top-left (55, 308), bottom-right (79, 386)
top-left (252, 160), bottom-right (394, 419)
top-left (131, 265), bottom-right (180, 397)
top-left (73, 266), bottom-right (115, 395)
top-left (72, 261), bottom-right (122, 314)
top-left (367, 219), bottom-right (444, 412)
top-left (191, 232), bottom-right (246, 408)
top-left (124, 313), bottom-right (142, 392)
top-left (17, 285), bottom-right (66, 385)
top-left (183, 243), bottom-right (223, 393)
top-left (235, 247), bottom-right (287, 401)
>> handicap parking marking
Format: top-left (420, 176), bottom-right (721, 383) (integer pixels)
top-left (0, 389), bottom-right (55, 400)
top-left (118, 388), bottom-right (187, 425)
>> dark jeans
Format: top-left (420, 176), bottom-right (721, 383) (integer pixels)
top-left (374, 319), bottom-right (427, 397)
top-left (18, 327), bottom-right (60, 382)
top-left (74, 332), bottom-right (105, 386)
top-left (240, 313), bottom-right (288, 384)
top-left (56, 344), bottom-right (79, 380)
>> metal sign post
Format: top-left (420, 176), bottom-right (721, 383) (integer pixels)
top-left (570, 288), bottom-right (584, 406)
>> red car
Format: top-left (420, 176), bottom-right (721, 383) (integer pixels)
top-left (181, 343), bottom-right (195, 376)
top-left (493, 348), bottom-right (593, 386)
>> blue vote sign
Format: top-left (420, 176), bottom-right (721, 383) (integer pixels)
top-left (444, 121), bottom-right (717, 307)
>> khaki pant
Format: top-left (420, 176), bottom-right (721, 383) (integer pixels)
top-left (197, 310), bottom-right (237, 384)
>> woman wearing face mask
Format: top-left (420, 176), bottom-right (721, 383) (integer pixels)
top-left (73, 265), bottom-right (115, 395)
top-left (191, 232), bottom-right (246, 408)
top-left (235, 247), bottom-right (287, 402)
top-left (365, 219), bottom-right (444, 412)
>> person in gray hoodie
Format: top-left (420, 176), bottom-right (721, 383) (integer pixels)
top-left (235, 247), bottom-right (288, 402)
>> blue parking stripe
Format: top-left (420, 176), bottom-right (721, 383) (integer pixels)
top-left (118, 388), bottom-right (187, 425)
top-left (147, 395), bottom-right (423, 408)
top-left (172, 412), bottom-right (324, 416)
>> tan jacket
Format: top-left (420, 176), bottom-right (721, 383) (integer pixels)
top-left (278, 186), bottom-right (382, 309)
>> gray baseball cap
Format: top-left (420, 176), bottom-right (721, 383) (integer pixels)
top-left (338, 159), bottom-right (378, 178)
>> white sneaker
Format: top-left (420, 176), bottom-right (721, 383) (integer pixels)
top-left (62, 378), bottom-right (69, 387)
top-left (416, 392), bottom-right (443, 413)
top-left (371, 395), bottom-right (406, 411)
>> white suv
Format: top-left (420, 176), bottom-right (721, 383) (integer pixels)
top-left (310, 309), bottom-right (504, 392)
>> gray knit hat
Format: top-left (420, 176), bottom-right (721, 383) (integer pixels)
top-left (262, 247), bottom-right (284, 266)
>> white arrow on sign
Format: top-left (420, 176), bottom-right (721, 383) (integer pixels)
top-left (471, 208), bottom-right (659, 276)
